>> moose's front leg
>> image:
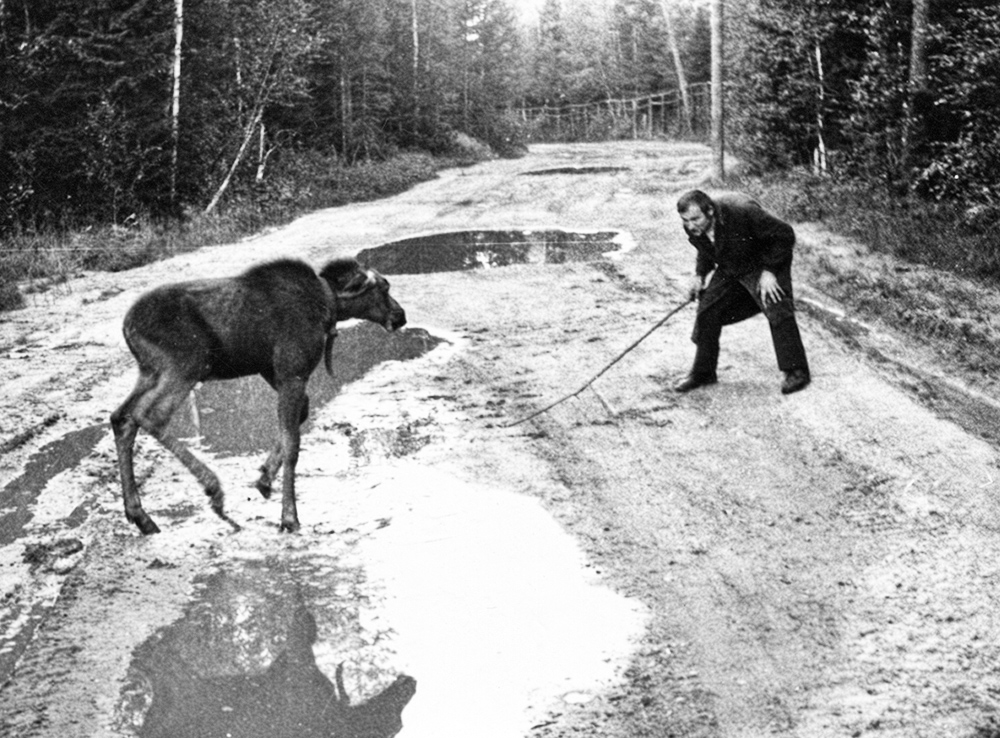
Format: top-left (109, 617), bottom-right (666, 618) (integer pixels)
top-left (276, 378), bottom-right (308, 532)
top-left (256, 395), bottom-right (308, 499)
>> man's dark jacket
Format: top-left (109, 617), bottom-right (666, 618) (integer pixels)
top-left (685, 193), bottom-right (796, 279)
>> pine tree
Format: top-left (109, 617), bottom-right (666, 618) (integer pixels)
top-left (1, 0), bottom-right (173, 226)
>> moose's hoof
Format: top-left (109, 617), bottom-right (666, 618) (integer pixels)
top-left (255, 477), bottom-right (273, 499)
top-left (135, 517), bottom-right (161, 535)
top-left (279, 519), bottom-right (301, 534)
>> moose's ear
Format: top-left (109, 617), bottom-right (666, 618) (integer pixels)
top-left (340, 270), bottom-right (373, 295)
top-left (320, 258), bottom-right (363, 291)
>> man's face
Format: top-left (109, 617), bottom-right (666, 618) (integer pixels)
top-left (680, 204), bottom-right (712, 237)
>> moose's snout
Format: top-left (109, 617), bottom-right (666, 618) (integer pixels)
top-left (388, 300), bottom-right (406, 332)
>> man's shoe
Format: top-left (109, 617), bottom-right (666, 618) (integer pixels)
top-left (781, 368), bottom-right (810, 395)
top-left (674, 372), bottom-right (718, 393)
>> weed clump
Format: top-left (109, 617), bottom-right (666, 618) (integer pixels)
top-left (0, 279), bottom-right (23, 311)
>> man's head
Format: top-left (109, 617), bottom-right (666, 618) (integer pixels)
top-left (677, 189), bottom-right (715, 237)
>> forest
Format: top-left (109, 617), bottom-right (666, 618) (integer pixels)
top-left (1, 0), bottom-right (999, 260)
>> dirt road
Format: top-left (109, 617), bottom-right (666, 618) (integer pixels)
top-left (2, 142), bottom-right (1000, 738)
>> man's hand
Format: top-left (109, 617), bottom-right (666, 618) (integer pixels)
top-left (686, 274), bottom-right (704, 301)
top-left (758, 269), bottom-right (785, 306)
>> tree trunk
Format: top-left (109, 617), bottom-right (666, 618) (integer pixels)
top-left (340, 64), bottom-right (350, 157)
top-left (234, 36), bottom-right (244, 122)
top-left (255, 121), bottom-right (267, 182)
top-left (411, 0), bottom-right (419, 101)
top-left (362, 69), bottom-right (370, 160)
top-left (661, 0), bottom-right (692, 134)
top-left (909, 0), bottom-right (929, 90)
top-left (462, 37), bottom-right (469, 131)
top-left (170, 0), bottom-right (183, 205)
top-left (408, 0), bottom-right (420, 137)
top-left (204, 104), bottom-right (264, 214)
top-left (813, 42), bottom-right (827, 175)
top-left (710, 0), bottom-right (724, 182)
top-left (903, 0), bottom-right (930, 185)
top-left (411, 0), bottom-right (419, 79)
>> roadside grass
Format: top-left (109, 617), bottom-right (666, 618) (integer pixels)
top-left (0, 149), bottom-right (463, 313)
top-left (740, 171), bottom-right (1000, 282)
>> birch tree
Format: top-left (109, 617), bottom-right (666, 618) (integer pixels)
top-left (661, 0), bottom-right (692, 132)
top-left (710, 0), bottom-right (723, 181)
top-left (205, 0), bottom-right (315, 213)
top-left (170, 0), bottom-right (183, 205)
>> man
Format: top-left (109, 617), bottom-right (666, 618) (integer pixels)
top-left (674, 189), bottom-right (810, 395)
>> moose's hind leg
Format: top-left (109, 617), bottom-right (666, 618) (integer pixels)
top-left (112, 373), bottom-right (162, 534)
top-left (132, 373), bottom-right (240, 532)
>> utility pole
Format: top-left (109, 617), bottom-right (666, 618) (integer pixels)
top-left (710, 0), bottom-right (724, 182)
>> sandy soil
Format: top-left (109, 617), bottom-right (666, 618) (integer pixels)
top-left (2, 141), bottom-right (1000, 738)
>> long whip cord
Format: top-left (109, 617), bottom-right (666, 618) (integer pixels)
top-left (503, 297), bottom-right (694, 428)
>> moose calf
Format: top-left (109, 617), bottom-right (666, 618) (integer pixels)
top-left (111, 257), bottom-right (406, 534)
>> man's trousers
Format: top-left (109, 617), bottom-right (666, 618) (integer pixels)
top-left (690, 266), bottom-right (809, 376)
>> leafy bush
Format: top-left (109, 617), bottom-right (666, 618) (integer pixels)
top-left (477, 110), bottom-right (529, 159)
top-left (0, 271), bottom-right (24, 311)
top-left (911, 6), bottom-right (1000, 203)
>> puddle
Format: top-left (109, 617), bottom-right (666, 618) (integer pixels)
top-left (119, 559), bottom-right (415, 738)
top-left (0, 424), bottom-right (106, 547)
top-left (348, 464), bottom-right (648, 738)
top-left (168, 323), bottom-right (444, 456)
top-left (109, 458), bottom-right (646, 738)
top-left (521, 166), bottom-right (630, 175)
top-left (356, 229), bottom-right (632, 275)
top-left (0, 325), bottom-right (440, 541)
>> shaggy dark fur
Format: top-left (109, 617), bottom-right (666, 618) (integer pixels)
top-left (111, 257), bottom-right (406, 534)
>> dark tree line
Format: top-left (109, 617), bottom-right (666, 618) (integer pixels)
top-left (726, 0), bottom-right (1000, 204)
top-left (3, 0), bottom-right (1000, 234)
top-left (524, 0), bottom-right (708, 106)
top-left (522, 0), bottom-right (1000, 206)
top-left (0, 0), bottom-right (526, 230)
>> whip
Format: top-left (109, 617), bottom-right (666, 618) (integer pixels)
top-left (503, 297), bottom-right (694, 427)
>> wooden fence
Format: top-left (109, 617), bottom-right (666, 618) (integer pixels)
top-left (512, 83), bottom-right (711, 143)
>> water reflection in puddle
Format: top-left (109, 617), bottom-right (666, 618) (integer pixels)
top-left (167, 323), bottom-right (443, 457)
top-left (121, 559), bottom-right (415, 738)
top-left (521, 166), bottom-right (630, 176)
top-left (356, 229), bottom-right (630, 275)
